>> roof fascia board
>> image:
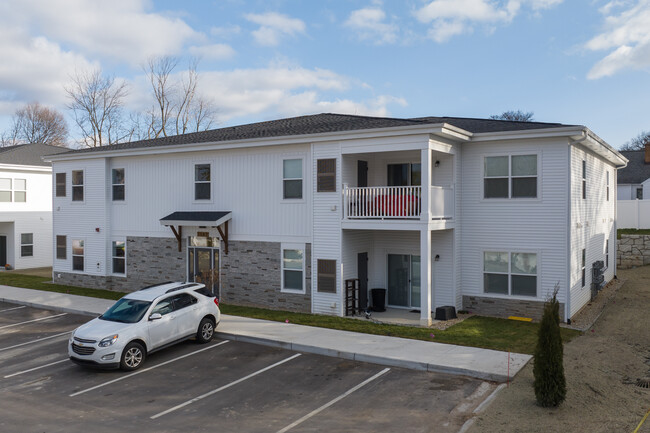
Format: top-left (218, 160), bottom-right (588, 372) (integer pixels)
top-left (569, 129), bottom-right (628, 167)
top-left (0, 163), bottom-right (51, 172)
top-left (470, 126), bottom-right (587, 142)
top-left (45, 123), bottom-right (472, 162)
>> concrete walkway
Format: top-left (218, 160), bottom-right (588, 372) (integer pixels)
top-left (0, 285), bottom-right (531, 382)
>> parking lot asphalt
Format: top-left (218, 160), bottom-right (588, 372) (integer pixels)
top-left (0, 301), bottom-right (500, 433)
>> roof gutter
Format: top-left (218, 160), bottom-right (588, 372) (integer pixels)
top-left (569, 129), bottom-right (628, 168)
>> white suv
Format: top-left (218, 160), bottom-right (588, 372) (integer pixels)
top-left (69, 282), bottom-right (221, 371)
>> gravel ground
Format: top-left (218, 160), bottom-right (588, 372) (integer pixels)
top-left (468, 266), bottom-right (650, 433)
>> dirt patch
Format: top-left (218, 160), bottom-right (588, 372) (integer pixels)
top-left (469, 266), bottom-right (650, 433)
top-left (430, 312), bottom-right (474, 330)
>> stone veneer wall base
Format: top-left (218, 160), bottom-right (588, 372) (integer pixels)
top-left (463, 295), bottom-right (565, 322)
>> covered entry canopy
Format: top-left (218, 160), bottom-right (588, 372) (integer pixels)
top-left (160, 211), bottom-right (232, 253)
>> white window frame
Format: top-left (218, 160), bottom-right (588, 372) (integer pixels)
top-left (282, 158), bottom-right (304, 201)
top-left (483, 250), bottom-right (538, 297)
top-left (111, 239), bottom-right (126, 276)
top-left (13, 178), bottom-right (26, 202)
top-left (72, 239), bottom-right (85, 272)
top-left (72, 170), bottom-right (84, 203)
top-left (0, 178), bottom-right (11, 202)
top-left (20, 233), bottom-right (33, 257)
top-left (281, 243), bottom-right (305, 294)
top-left (56, 235), bottom-right (67, 260)
top-left (112, 168), bottom-right (125, 202)
top-left (193, 163), bottom-right (212, 202)
top-left (55, 172), bottom-right (66, 197)
top-left (483, 153), bottom-right (539, 200)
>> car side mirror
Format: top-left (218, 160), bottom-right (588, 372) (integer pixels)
top-left (149, 313), bottom-right (162, 321)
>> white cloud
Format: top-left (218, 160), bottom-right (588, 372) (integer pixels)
top-left (414, 0), bottom-right (562, 42)
top-left (210, 25), bottom-right (242, 38)
top-left (586, 0), bottom-right (650, 79)
top-left (345, 4), bottom-right (399, 44)
top-left (244, 12), bottom-right (306, 46)
top-left (188, 44), bottom-right (236, 61)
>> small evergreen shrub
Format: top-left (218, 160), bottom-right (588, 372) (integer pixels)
top-left (533, 287), bottom-right (566, 407)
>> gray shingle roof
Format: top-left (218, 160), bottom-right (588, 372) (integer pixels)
top-left (53, 113), bottom-right (579, 156)
top-left (0, 143), bottom-right (69, 166)
top-left (617, 150), bottom-right (650, 184)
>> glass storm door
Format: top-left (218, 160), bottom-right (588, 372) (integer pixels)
top-left (188, 248), bottom-right (219, 296)
top-left (387, 254), bottom-right (421, 308)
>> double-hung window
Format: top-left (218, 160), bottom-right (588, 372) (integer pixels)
top-left (112, 169), bottom-right (125, 201)
top-left (14, 179), bottom-right (26, 202)
top-left (72, 170), bottom-right (84, 201)
top-left (317, 159), bottom-right (337, 192)
top-left (0, 178), bottom-right (11, 202)
top-left (72, 240), bottom-right (84, 271)
top-left (484, 251), bottom-right (537, 297)
top-left (56, 173), bottom-right (66, 197)
top-left (484, 155), bottom-right (537, 198)
top-left (194, 164), bottom-right (211, 200)
top-left (56, 235), bottom-right (66, 260)
top-left (317, 259), bottom-right (337, 293)
top-left (283, 159), bottom-right (302, 199)
top-left (282, 247), bottom-right (304, 292)
top-left (20, 233), bottom-right (33, 257)
top-left (112, 240), bottom-right (126, 274)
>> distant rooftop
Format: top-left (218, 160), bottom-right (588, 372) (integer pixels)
top-left (53, 113), bottom-right (579, 156)
top-left (618, 150), bottom-right (650, 184)
top-left (0, 143), bottom-right (69, 167)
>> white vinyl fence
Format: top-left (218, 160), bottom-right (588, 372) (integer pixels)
top-left (617, 199), bottom-right (650, 229)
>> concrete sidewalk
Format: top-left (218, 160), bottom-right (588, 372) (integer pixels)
top-left (0, 285), bottom-right (531, 382)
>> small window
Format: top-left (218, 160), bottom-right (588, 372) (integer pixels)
top-left (56, 235), bottom-right (66, 260)
top-left (20, 233), bottom-right (33, 257)
top-left (637, 188), bottom-right (644, 200)
top-left (484, 251), bottom-right (537, 297)
top-left (605, 239), bottom-right (609, 269)
top-left (14, 179), bottom-right (26, 202)
top-left (606, 171), bottom-right (609, 202)
top-left (56, 173), bottom-right (66, 197)
top-left (112, 169), bottom-right (125, 201)
top-left (72, 170), bottom-right (84, 202)
top-left (317, 259), bottom-right (337, 293)
top-left (484, 155), bottom-right (537, 199)
top-left (0, 178), bottom-right (11, 202)
top-left (283, 159), bottom-right (302, 199)
top-left (282, 248), bottom-right (304, 292)
top-left (582, 160), bottom-right (586, 200)
top-left (112, 240), bottom-right (125, 274)
top-left (581, 248), bottom-right (586, 287)
top-left (317, 159), bottom-right (337, 192)
top-left (72, 239), bottom-right (84, 271)
top-left (195, 164), bottom-right (211, 200)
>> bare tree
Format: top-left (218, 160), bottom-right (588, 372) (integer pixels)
top-left (1, 102), bottom-right (68, 146)
top-left (144, 56), bottom-right (217, 138)
top-left (65, 69), bottom-right (129, 147)
top-left (490, 110), bottom-right (535, 122)
top-left (620, 131), bottom-right (650, 151)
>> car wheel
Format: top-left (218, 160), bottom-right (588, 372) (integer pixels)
top-left (197, 317), bottom-right (215, 344)
top-left (120, 342), bottom-right (146, 371)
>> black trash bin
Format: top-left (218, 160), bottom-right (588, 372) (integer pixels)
top-left (370, 288), bottom-right (386, 312)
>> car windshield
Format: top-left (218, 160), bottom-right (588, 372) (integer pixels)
top-left (99, 298), bottom-right (152, 323)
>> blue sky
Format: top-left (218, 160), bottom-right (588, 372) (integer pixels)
top-left (0, 0), bottom-right (648, 148)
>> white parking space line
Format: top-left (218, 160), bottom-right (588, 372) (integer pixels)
top-left (0, 331), bottom-right (71, 352)
top-left (276, 368), bottom-right (391, 433)
top-left (69, 340), bottom-right (230, 397)
top-left (4, 359), bottom-right (69, 378)
top-left (0, 306), bottom-right (26, 313)
top-left (0, 313), bottom-right (67, 331)
top-left (150, 353), bottom-right (302, 420)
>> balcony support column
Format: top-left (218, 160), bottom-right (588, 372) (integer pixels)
top-left (420, 148), bottom-right (432, 221)
top-left (420, 228), bottom-right (432, 327)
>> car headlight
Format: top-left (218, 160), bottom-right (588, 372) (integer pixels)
top-left (98, 334), bottom-right (119, 347)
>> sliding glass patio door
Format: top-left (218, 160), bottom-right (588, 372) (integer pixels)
top-left (387, 254), bottom-right (421, 309)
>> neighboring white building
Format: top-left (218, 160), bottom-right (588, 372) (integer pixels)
top-left (0, 143), bottom-right (68, 270)
top-left (617, 149), bottom-right (649, 200)
top-left (46, 114), bottom-right (626, 324)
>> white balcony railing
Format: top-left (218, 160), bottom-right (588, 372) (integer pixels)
top-left (343, 185), bottom-right (454, 220)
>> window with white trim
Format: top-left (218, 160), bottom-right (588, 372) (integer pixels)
top-left (194, 164), bottom-right (211, 200)
top-left (281, 246), bottom-right (304, 292)
top-left (56, 173), bottom-right (66, 197)
top-left (484, 155), bottom-right (537, 198)
top-left (581, 248), bottom-right (586, 287)
top-left (283, 159), bottom-right (302, 199)
top-left (0, 178), bottom-right (11, 202)
top-left (20, 233), bottom-right (33, 257)
top-left (56, 235), bottom-right (66, 260)
top-left (14, 179), bottom-right (26, 202)
top-left (72, 170), bottom-right (84, 201)
top-left (484, 251), bottom-right (537, 296)
top-left (112, 168), bottom-right (125, 201)
top-left (112, 240), bottom-right (125, 274)
top-left (72, 239), bottom-right (84, 271)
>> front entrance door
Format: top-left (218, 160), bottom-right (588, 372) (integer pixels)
top-left (387, 254), bottom-right (421, 308)
top-left (188, 248), bottom-right (219, 297)
top-left (0, 236), bottom-right (5, 267)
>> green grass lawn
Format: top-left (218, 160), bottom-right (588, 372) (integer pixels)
top-left (617, 228), bottom-right (650, 239)
top-left (0, 271), bottom-right (580, 355)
